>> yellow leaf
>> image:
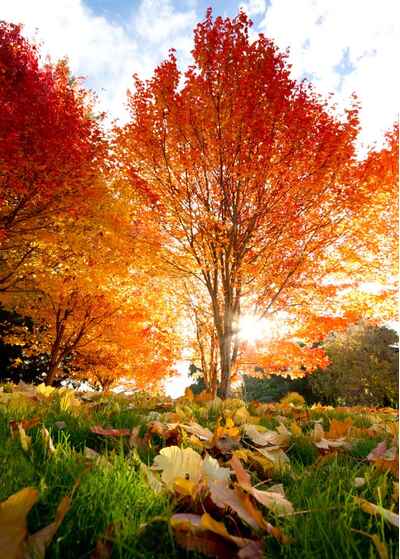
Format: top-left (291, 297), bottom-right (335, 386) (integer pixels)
top-left (0, 487), bottom-right (38, 559)
top-left (174, 477), bottom-right (197, 497)
top-left (290, 421), bottom-right (302, 436)
top-left (153, 446), bottom-right (202, 490)
top-left (18, 426), bottom-right (31, 453)
top-left (36, 384), bottom-right (55, 398)
top-left (354, 497), bottom-right (399, 527)
top-left (232, 407), bottom-right (250, 426)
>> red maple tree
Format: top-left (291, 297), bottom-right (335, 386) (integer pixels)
top-left (118, 10), bottom-right (397, 397)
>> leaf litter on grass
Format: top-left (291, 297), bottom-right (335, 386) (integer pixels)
top-left (0, 382), bottom-right (398, 558)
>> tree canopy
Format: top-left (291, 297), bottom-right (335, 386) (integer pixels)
top-left (0, 13), bottom-right (397, 395)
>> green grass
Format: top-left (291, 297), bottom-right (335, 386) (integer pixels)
top-left (0, 394), bottom-right (398, 559)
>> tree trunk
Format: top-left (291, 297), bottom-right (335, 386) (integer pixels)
top-left (45, 359), bottom-right (61, 385)
top-left (219, 333), bottom-right (232, 398)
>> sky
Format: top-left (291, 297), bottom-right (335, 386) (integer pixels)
top-left (1, 0), bottom-right (398, 148)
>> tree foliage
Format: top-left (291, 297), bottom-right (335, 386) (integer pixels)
top-left (0, 14), bottom-right (397, 393)
top-left (310, 322), bottom-right (399, 407)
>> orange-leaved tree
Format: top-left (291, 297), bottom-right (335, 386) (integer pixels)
top-left (118, 10), bottom-right (396, 398)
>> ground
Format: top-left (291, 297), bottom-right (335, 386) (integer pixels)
top-left (0, 384), bottom-right (398, 558)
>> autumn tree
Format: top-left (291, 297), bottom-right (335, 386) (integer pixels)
top-left (1, 151), bottom-right (182, 388)
top-left (0, 21), bottom-right (105, 293)
top-left (117, 10), bottom-right (396, 398)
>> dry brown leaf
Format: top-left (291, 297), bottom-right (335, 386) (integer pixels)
top-left (209, 481), bottom-right (259, 530)
top-left (90, 425), bottom-right (130, 436)
top-left (180, 422), bottom-right (213, 442)
top-left (0, 487), bottom-right (39, 559)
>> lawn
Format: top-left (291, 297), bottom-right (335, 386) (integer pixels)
top-left (0, 384), bottom-right (398, 559)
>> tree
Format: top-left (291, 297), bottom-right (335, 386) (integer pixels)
top-left (309, 322), bottom-right (399, 407)
top-left (0, 21), bottom-right (105, 292)
top-left (182, 279), bottom-right (219, 396)
top-left (118, 10), bottom-right (396, 397)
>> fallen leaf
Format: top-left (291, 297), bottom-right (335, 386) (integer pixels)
top-left (170, 513), bottom-right (237, 559)
top-left (41, 427), bottom-right (55, 455)
top-left (354, 477), bottom-right (366, 488)
top-left (237, 540), bottom-right (264, 559)
top-left (90, 523), bottom-right (115, 559)
top-left (25, 495), bottom-right (71, 558)
top-left (90, 426), bottom-right (130, 437)
top-left (153, 446), bottom-right (202, 490)
top-left (256, 446), bottom-right (290, 468)
top-left (244, 424), bottom-right (286, 447)
top-left (230, 455), bottom-right (293, 514)
top-left (209, 481), bottom-right (259, 530)
top-left (200, 513), bottom-right (251, 547)
top-left (174, 477), bottom-right (198, 497)
top-left (181, 422), bottom-right (213, 442)
top-left (202, 455), bottom-right (231, 483)
top-left (9, 418), bottom-right (40, 436)
top-left (354, 497), bottom-right (399, 527)
top-left (325, 418), bottom-right (352, 439)
top-left (0, 487), bottom-right (38, 559)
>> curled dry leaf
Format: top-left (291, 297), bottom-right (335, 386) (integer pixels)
top-left (180, 422), bottom-right (213, 442)
top-left (170, 513), bottom-right (236, 559)
top-left (90, 425), bottom-right (130, 437)
top-left (354, 497), bottom-right (399, 528)
top-left (244, 424), bottom-right (282, 447)
top-left (209, 481), bottom-right (259, 530)
top-left (312, 423), bottom-right (348, 450)
top-left (202, 454), bottom-right (231, 483)
top-left (170, 512), bottom-right (262, 559)
top-left (256, 446), bottom-right (290, 468)
top-left (230, 455), bottom-right (293, 515)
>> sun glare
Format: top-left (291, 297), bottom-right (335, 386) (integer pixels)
top-left (238, 315), bottom-right (271, 344)
top-left (163, 360), bottom-right (192, 399)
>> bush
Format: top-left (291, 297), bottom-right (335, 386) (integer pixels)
top-left (309, 322), bottom-right (398, 407)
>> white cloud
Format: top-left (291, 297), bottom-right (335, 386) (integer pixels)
top-left (239, 0), bottom-right (266, 17)
top-left (135, 0), bottom-right (196, 44)
top-left (257, 0), bottom-right (399, 146)
top-left (0, 0), bottom-right (196, 123)
top-left (1, 0), bottom-right (398, 144)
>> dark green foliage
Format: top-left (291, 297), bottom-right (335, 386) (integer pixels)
top-left (0, 306), bottom-right (49, 384)
top-left (310, 322), bottom-right (398, 407)
top-left (242, 372), bottom-right (315, 404)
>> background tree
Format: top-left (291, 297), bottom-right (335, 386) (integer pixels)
top-left (309, 322), bottom-right (399, 407)
top-left (118, 10), bottom-right (396, 397)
